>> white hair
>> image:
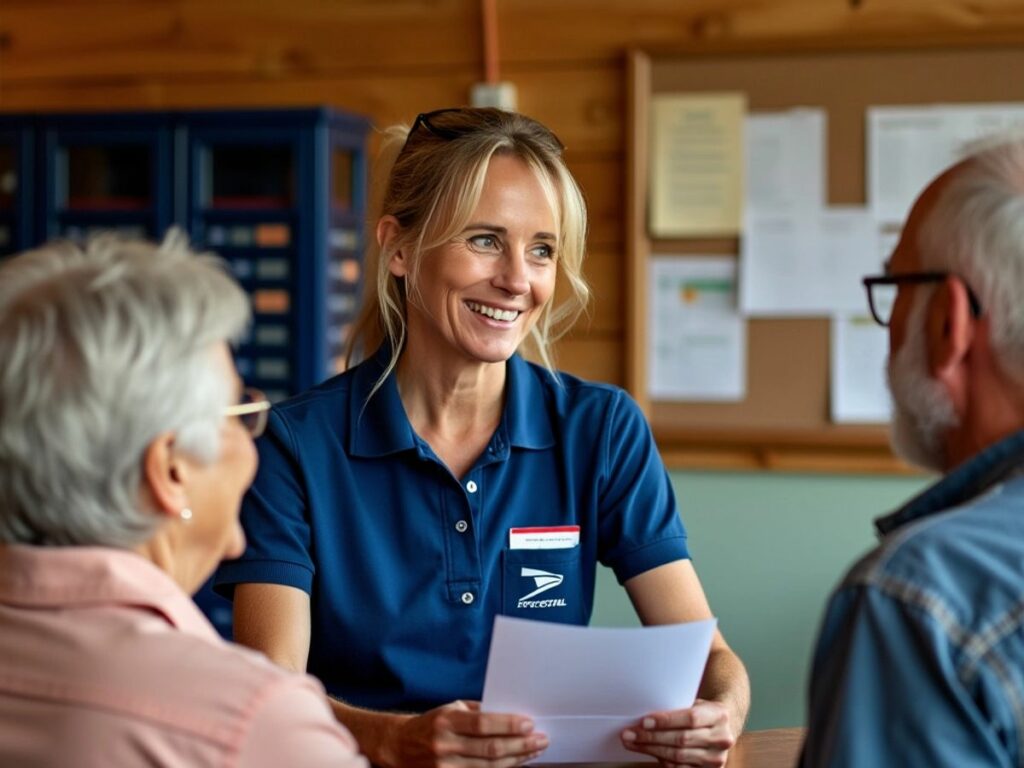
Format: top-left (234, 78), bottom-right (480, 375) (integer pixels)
top-left (0, 229), bottom-right (250, 547)
top-left (917, 134), bottom-right (1024, 382)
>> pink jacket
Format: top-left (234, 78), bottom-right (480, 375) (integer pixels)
top-left (0, 544), bottom-right (368, 768)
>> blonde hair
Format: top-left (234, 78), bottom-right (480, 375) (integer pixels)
top-left (346, 108), bottom-right (590, 388)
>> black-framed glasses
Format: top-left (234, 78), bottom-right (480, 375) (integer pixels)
top-left (400, 107), bottom-right (565, 154)
top-left (862, 272), bottom-right (982, 327)
top-left (223, 387), bottom-right (271, 438)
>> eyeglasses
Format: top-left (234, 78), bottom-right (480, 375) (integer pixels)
top-left (223, 388), bottom-right (271, 438)
top-left (862, 272), bottom-right (982, 327)
top-left (400, 107), bottom-right (565, 155)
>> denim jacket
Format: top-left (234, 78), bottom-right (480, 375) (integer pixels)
top-left (800, 431), bottom-right (1024, 768)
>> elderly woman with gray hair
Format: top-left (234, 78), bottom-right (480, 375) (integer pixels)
top-left (0, 232), bottom-right (367, 768)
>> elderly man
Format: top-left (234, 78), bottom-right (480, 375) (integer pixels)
top-left (800, 136), bottom-right (1024, 767)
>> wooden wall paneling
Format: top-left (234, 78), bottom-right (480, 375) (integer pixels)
top-left (0, 65), bottom-right (622, 156)
top-left (567, 154), bottom-right (623, 249)
top-left (581, 247), bottom-right (625, 335)
top-left (8, 2), bottom-right (1024, 87)
top-left (625, 48), bottom-right (650, 406)
top-left (512, 64), bottom-right (623, 156)
top-left (0, 74), bottom-right (473, 116)
top-left (499, 0), bottom-right (1024, 64)
top-left (552, 335), bottom-right (623, 386)
top-left (0, 1), bottom-right (481, 81)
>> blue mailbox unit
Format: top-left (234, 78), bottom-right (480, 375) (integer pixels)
top-left (37, 112), bottom-right (175, 245)
top-left (184, 108), bottom-right (369, 401)
top-left (6, 106), bottom-right (370, 402)
top-left (0, 115), bottom-right (36, 259)
top-left (1, 107), bottom-right (370, 637)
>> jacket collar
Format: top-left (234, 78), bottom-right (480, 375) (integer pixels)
top-left (875, 430), bottom-right (1024, 536)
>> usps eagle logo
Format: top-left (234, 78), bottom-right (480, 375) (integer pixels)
top-left (518, 567), bottom-right (567, 609)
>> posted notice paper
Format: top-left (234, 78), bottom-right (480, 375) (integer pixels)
top-left (481, 615), bottom-right (717, 763)
top-left (868, 103), bottom-right (1024, 225)
top-left (745, 108), bottom-right (827, 213)
top-left (740, 207), bottom-right (878, 316)
top-left (649, 92), bottom-right (746, 237)
top-left (648, 256), bottom-right (746, 401)
top-left (830, 229), bottom-right (896, 423)
top-left (831, 315), bottom-right (891, 423)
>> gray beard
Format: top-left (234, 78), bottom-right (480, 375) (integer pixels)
top-left (886, 302), bottom-right (959, 472)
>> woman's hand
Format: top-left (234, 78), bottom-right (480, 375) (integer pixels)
top-left (387, 700), bottom-right (548, 768)
top-left (620, 699), bottom-right (735, 768)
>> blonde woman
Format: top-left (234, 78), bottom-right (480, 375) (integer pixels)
top-left (220, 108), bottom-right (749, 768)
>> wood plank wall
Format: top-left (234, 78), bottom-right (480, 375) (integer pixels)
top-left (2, 0), bottom-right (1022, 385)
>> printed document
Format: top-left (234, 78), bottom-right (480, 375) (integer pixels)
top-left (649, 92), bottom-right (746, 237)
top-left (830, 229), bottom-right (897, 423)
top-left (648, 256), bottom-right (746, 401)
top-left (831, 315), bottom-right (891, 423)
top-left (481, 615), bottom-right (717, 763)
top-left (740, 207), bottom-right (878, 316)
top-left (745, 108), bottom-right (827, 212)
top-left (868, 103), bottom-right (1024, 225)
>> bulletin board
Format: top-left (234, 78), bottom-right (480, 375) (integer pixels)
top-left (625, 39), bottom-right (1024, 473)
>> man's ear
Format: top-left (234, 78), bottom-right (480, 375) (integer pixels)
top-left (927, 275), bottom-right (975, 380)
top-left (377, 215), bottom-right (408, 278)
top-left (142, 433), bottom-right (189, 519)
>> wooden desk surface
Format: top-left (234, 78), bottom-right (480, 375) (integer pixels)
top-left (555, 728), bottom-right (804, 768)
top-left (726, 728), bottom-right (803, 768)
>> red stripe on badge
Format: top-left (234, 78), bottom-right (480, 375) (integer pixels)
top-left (509, 526), bottom-right (580, 534)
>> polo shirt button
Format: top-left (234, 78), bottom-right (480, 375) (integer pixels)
top-left (466, 480), bottom-right (478, 493)
top-left (455, 519), bottom-right (469, 533)
top-left (461, 591), bottom-right (475, 605)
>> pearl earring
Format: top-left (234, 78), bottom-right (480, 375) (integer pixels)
top-left (180, 507), bottom-right (193, 522)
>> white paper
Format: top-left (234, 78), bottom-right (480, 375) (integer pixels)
top-left (649, 93), bottom-right (747, 237)
top-left (649, 256), bottom-right (746, 401)
top-left (740, 207), bottom-right (878, 316)
top-left (481, 615), bottom-right (717, 764)
top-left (868, 103), bottom-right (1024, 225)
top-left (745, 108), bottom-right (826, 212)
top-left (831, 315), bottom-right (891, 423)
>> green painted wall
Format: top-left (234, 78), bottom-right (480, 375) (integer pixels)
top-left (590, 468), bottom-right (931, 731)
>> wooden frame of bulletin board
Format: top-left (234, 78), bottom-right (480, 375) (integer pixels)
top-left (626, 38), bottom-right (1024, 474)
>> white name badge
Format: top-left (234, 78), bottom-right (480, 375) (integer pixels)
top-left (509, 525), bottom-right (580, 550)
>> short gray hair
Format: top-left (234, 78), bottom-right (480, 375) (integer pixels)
top-left (918, 134), bottom-right (1024, 382)
top-left (0, 229), bottom-right (250, 547)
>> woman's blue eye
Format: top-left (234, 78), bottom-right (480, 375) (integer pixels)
top-left (468, 234), bottom-right (500, 250)
top-left (531, 243), bottom-right (555, 260)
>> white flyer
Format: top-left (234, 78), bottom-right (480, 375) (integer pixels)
top-left (481, 615), bottom-right (717, 763)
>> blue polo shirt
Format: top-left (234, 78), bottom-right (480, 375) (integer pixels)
top-left (216, 347), bottom-right (688, 712)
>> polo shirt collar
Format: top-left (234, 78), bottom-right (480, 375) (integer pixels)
top-left (875, 429), bottom-right (1024, 536)
top-left (349, 348), bottom-right (556, 457)
top-left (0, 544), bottom-right (219, 641)
top-left (348, 345), bottom-right (419, 458)
top-left (504, 353), bottom-right (555, 450)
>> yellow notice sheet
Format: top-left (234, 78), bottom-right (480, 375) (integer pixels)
top-left (649, 92), bottom-right (746, 237)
